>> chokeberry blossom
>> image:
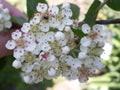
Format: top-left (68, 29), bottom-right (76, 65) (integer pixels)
top-left (5, 2), bottom-right (106, 84)
top-left (0, 3), bottom-right (12, 31)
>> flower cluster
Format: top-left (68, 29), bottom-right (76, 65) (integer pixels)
top-left (0, 3), bottom-right (12, 32)
top-left (6, 3), bottom-right (105, 84)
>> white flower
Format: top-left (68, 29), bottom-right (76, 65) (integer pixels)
top-left (12, 60), bottom-right (22, 69)
top-left (21, 23), bottom-right (30, 33)
top-left (48, 68), bottom-right (56, 76)
top-left (25, 41), bottom-right (36, 52)
top-left (5, 40), bottom-right (16, 50)
top-left (64, 26), bottom-right (71, 32)
top-left (31, 13), bottom-right (41, 24)
top-left (55, 31), bottom-right (65, 41)
top-left (62, 46), bottom-right (70, 54)
top-left (36, 3), bottom-right (47, 13)
top-left (39, 22), bottom-right (50, 32)
top-left (23, 32), bottom-right (35, 41)
top-left (62, 2), bottom-right (70, 8)
top-left (62, 8), bottom-right (72, 18)
top-left (0, 3), bottom-right (12, 31)
top-left (4, 21), bottom-right (12, 28)
top-left (45, 32), bottom-right (55, 42)
top-left (12, 29), bottom-right (22, 40)
top-left (14, 47), bottom-right (24, 58)
top-left (81, 24), bottom-right (105, 43)
top-left (23, 75), bottom-right (31, 84)
top-left (82, 24), bottom-right (91, 34)
top-left (80, 36), bottom-right (91, 47)
top-left (47, 55), bottom-right (56, 61)
top-left (41, 43), bottom-right (51, 52)
top-left (78, 52), bottom-right (87, 59)
top-left (48, 6), bottom-right (59, 16)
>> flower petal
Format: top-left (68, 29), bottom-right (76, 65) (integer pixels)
top-left (39, 23), bottom-right (49, 32)
top-left (21, 23), bottom-right (30, 33)
top-left (12, 29), bottom-right (22, 40)
top-left (63, 18), bottom-right (73, 25)
top-left (25, 41), bottom-right (36, 52)
top-left (62, 8), bottom-right (72, 18)
top-left (12, 60), bottom-right (22, 69)
top-left (5, 40), bottom-right (16, 50)
top-left (48, 6), bottom-right (59, 16)
top-left (80, 37), bottom-right (91, 47)
top-left (82, 24), bottom-right (91, 34)
top-left (93, 24), bottom-right (103, 33)
top-left (36, 3), bottom-right (47, 13)
top-left (14, 48), bottom-right (24, 58)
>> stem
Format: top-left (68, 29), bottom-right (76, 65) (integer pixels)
top-left (96, 18), bottom-right (120, 24)
top-left (98, 0), bottom-right (109, 10)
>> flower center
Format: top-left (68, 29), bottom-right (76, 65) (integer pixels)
top-left (89, 31), bottom-right (98, 40)
top-left (16, 38), bottom-right (25, 47)
top-left (41, 52), bottom-right (48, 60)
top-left (25, 53), bottom-right (36, 62)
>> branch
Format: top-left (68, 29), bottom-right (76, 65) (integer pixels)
top-left (79, 18), bottom-right (120, 26)
top-left (98, 0), bottom-right (109, 10)
top-left (96, 18), bottom-right (120, 24)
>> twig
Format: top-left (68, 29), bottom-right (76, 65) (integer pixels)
top-left (98, 0), bottom-right (109, 10)
top-left (96, 18), bottom-right (120, 24)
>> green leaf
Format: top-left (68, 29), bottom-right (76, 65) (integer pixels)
top-left (70, 3), bottom-right (80, 19)
top-left (11, 16), bottom-right (27, 25)
top-left (107, 0), bottom-right (120, 11)
top-left (27, 0), bottom-right (47, 20)
top-left (0, 57), bottom-right (6, 70)
top-left (72, 27), bottom-right (84, 39)
top-left (84, 0), bottom-right (101, 27)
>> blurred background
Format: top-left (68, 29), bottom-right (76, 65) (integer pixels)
top-left (0, 0), bottom-right (120, 90)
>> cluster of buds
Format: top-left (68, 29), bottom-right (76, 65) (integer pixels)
top-left (6, 3), bottom-right (105, 84)
top-left (0, 3), bottom-right (12, 32)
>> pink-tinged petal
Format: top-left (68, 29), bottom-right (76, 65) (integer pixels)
top-left (48, 6), bottom-right (59, 16)
top-left (5, 40), bottom-right (16, 50)
top-left (82, 24), bottom-right (91, 34)
top-left (14, 48), bottom-right (24, 58)
top-left (25, 41), bottom-right (36, 52)
top-left (23, 32), bottom-right (35, 41)
top-left (36, 3), bottom-right (47, 13)
top-left (32, 13), bottom-right (41, 24)
top-left (12, 29), bottom-right (22, 40)
top-left (63, 18), bottom-right (73, 25)
top-left (21, 23), bottom-right (30, 33)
